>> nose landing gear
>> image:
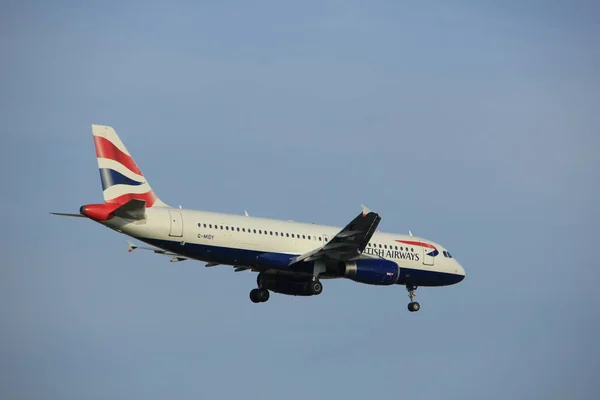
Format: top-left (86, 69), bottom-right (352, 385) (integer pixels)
top-left (406, 284), bottom-right (420, 312)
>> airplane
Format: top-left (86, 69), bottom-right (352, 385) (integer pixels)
top-left (52, 125), bottom-right (466, 312)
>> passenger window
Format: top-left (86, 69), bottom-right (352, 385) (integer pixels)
top-left (198, 223), bottom-right (201, 227)
top-left (220, 225), bottom-right (223, 230)
top-left (395, 246), bottom-right (398, 250)
top-left (275, 232), bottom-right (278, 236)
top-left (209, 224), bottom-right (212, 228)
top-left (318, 237), bottom-right (322, 241)
top-left (253, 229), bottom-right (256, 233)
top-left (302, 235), bottom-right (306, 239)
top-left (270, 231), bottom-right (273, 235)
top-left (242, 228), bottom-right (245, 232)
top-left (308, 236), bottom-right (311, 240)
top-left (378, 244), bottom-right (382, 248)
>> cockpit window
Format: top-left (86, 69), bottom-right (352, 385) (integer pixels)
top-left (447, 252), bottom-right (453, 258)
top-left (443, 251), bottom-right (448, 257)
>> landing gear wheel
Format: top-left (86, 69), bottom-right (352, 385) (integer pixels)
top-left (250, 288), bottom-right (269, 303)
top-left (249, 288), bottom-right (260, 303)
top-left (257, 288), bottom-right (270, 302)
top-left (406, 284), bottom-right (419, 312)
top-left (309, 280), bottom-right (323, 295)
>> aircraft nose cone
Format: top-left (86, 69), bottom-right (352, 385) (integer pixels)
top-left (456, 263), bottom-right (466, 282)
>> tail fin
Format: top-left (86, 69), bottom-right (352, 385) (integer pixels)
top-left (91, 124), bottom-right (168, 207)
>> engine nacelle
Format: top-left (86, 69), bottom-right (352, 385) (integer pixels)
top-left (343, 259), bottom-right (400, 285)
top-left (260, 275), bottom-right (313, 296)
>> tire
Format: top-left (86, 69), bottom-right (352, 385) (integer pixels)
top-left (249, 289), bottom-right (261, 303)
top-left (408, 302), bottom-right (420, 312)
top-left (257, 288), bottom-right (270, 302)
top-left (309, 280), bottom-right (323, 295)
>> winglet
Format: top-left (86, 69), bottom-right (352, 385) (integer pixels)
top-left (127, 240), bottom-right (137, 252)
top-left (361, 204), bottom-right (372, 216)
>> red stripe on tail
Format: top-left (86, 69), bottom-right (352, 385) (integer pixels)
top-left (94, 136), bottom-right (143, 176)
top-left (106, 191), bottom-right (157, 207)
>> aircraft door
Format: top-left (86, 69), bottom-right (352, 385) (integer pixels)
top-left (421, 241), bottom-right (435, 266)
top-left (168, 210), bottom-right (184, 237)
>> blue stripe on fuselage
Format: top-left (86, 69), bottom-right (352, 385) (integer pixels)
top-left (138, 238), bottom-right (463, 287)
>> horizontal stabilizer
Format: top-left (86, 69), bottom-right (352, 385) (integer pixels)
top-left (112, 199), bottom-right (146, 220)
top-left (50, 212), bottom-right (85, 218)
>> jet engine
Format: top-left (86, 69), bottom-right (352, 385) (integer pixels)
top-left (343, 259), bottom-right (400, 285)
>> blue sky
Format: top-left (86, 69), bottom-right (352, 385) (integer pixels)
top-left (1, 1), bottom-right (598, 399)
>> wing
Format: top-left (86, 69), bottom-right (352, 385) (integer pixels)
top-left (126, 241), bottom-right (253, 271)
top-left (289, 205), bottom-right (381, 265)
top-left (127, 241), bottom-right (190, 263)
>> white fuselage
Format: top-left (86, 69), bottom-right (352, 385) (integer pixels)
top-left (105, 207), bottom-right (465, 287)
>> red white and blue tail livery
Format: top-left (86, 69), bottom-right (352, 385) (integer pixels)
top-left (92, 125), bottom-right (168, 208)
top-left (53, 125), bottom-right (466, 312)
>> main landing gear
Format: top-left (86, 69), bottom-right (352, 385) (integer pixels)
top-left (406, 284), bottom-right (420, 312)
top-left (250, 273), bottom-right (270, 303)
top-left (308, 279), bottom-right (323, 295)
top-left (249, 273), bottom-right (324, 303)
top-left (249, 288), bottom-right (270, 303)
